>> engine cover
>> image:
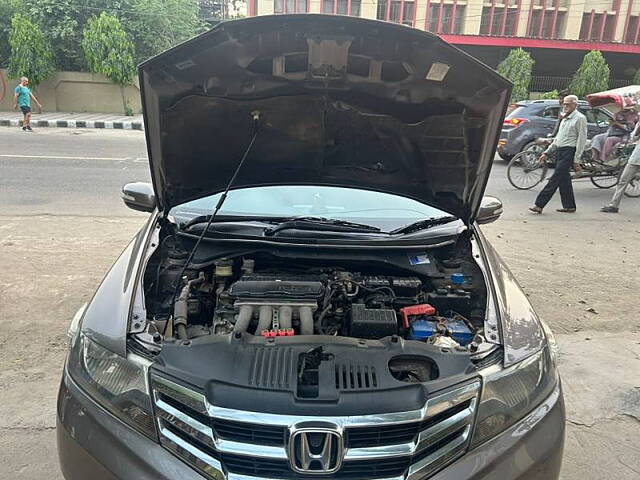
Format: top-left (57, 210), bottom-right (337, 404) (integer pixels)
top-left (228, 275), bottom-right (325, 300)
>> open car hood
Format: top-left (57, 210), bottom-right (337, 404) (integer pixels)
top-left (139, 15), bottom-right (511, 224)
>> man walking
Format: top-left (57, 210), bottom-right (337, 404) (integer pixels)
top-left (529, 95), bottom-right (587, 214)
top-left (13, 77), bottom-right (42, 132)
top-left (601, 121), bottom-right (640, 213)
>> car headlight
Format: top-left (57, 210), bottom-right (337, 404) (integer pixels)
top-left (470, 345), bottom-right (558, 448)
top-left (67, 332), bottom-right (157, 440)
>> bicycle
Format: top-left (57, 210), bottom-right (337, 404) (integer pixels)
top-left (507, 140), bottom-right (632, 190)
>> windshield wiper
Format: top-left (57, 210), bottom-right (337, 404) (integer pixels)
top-left (389, 216), bottom-right (458, 235)
top-left (180, 214), bottom-right (282, 231)
top-left (264, 216), bottom-right (382, 236)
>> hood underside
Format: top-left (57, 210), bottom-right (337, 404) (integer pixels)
top-left (139, 15), bottom-right (511, 223)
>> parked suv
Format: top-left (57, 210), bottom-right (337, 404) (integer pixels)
top-left (57, 15), bottom-right (565, 480)
top-left (497, 99), bottom-right (612, 160)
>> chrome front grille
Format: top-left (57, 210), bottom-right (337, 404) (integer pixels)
top-left (150, 374), bottom-right (480, 480)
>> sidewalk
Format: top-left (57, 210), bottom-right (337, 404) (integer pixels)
top-left (0, 111), bottom-right (144, 130)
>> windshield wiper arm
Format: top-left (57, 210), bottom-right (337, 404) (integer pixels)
top-left (389, 216), bottom-right (458, 235)
top-left (180, 214), bottom-right (283, 231)
top-left (264, 216), bottom-right (382, 236)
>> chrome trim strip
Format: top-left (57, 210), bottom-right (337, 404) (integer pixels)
top-left (406, 425), bottom-right (471, 480)
top-left (156, 398), bottom-right (213, 438)
top-left (425, 382), bottom-right (479, 418)
top-left (344, 399), bottom-right (476, 461)
top-left (152, 375), bottom-right (208, 414)
top-left (159, 427), bottom-right (225, 480)
top-left (216, 438), bottom-right (288, 459)
top-left (344, 442), bottom-right (414, 460)
top-left (416, 399), bottom-right (476, 451)
top-left (155, 392), bottom-right (289, 459)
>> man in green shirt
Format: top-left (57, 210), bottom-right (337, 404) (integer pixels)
top-left (13, 77), bottom-right (42, 132)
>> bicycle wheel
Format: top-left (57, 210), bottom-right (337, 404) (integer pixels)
top-left (624, 172), bottom-right (640, 198)
top-left (590, 172), bottom-right (618, 189)
top-left (507, 151), bottom-right (548, 190)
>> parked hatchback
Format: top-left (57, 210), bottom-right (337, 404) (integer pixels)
top-left (57, 15), bottom-right (564, 480)
top-left (497, 99), bottom-right (612, 160)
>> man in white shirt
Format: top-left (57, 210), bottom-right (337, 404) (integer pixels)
top-left (529, 95), bottom-right (587, 214)
top-left (601, 121), bottom-right (640, 213)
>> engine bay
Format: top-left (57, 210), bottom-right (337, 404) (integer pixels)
top-left (139, 234), bottom-right (490, 353)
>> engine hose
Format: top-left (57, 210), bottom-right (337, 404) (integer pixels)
top-left (173, 273), bottom-right (205, 340)
top-left (234, 305), bottom-right (254, 333)
top-left (299, 306), bottom-right (314, 335)
top-left (279, 306), bottom-right (292, 329)
top-left (175, 324), bottom-right (188, 340)
top-left (256, 306), bottom-right (273, 333)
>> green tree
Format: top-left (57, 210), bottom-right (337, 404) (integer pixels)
top-left (569, 50), bottom-right (610, 98)
top-left (539, 89), bottom-right (559, 100)
top-left (633, 68), bottom-right (640, 85)
top-left (23, 0), bottom-right (137, 71)
top-left (7, 13), bottom-right (55, 88)
top-left (82, 12), bottom-right (137, 114)
top-left (128, 0), bottom-right (207, 63)
top-left (497, 48), bottom-right (535, 103)
top-left (23, 0), bottom-right (85, 71)
top-left (0, 0), bottom-right (21, 67)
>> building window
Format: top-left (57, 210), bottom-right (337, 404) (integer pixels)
top-left (625, 16), bottom-right (640, 44)
top-left (275, 0), bottom-right (308, 13)
top-left (578, 12), bottom-right (617, 41)
top-left (425, 2), bottom-right (465, 34)
top-left (527, 8), bottom-right (565, 38)
top-left (322, 0), bottom-right (360, 15)
top-left (377, 0), bottom-right (415, 26)
top-left (480, 6), bottom-right (519, 36)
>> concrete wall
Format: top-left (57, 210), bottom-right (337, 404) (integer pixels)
top-left (0, 70), bottom-right (142, 114)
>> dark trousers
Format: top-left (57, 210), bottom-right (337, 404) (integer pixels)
top-left (535, 147), bottom-right (576, 209)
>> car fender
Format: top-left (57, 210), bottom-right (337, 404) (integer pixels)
top-left (80, 213), bottom-right (158, 356)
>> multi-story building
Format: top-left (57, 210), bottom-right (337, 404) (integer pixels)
top-left (246, 0), bottom-right (640, 89)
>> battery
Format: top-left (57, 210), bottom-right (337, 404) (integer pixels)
top-left (408, 318), bottom-right (474, 345)
top-left (409, 320), bottom-right (439, 341)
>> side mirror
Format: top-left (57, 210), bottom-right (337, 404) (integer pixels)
top-left (477, 196), bottom-right (503, 225)
top-left (121, 182), bottom-right (156, 212)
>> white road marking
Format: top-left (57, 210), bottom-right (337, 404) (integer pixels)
top-left (0, 154), bottom-right (147, 162)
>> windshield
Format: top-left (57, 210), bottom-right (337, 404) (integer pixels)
top-left (505, 105), bottom-right (533, 119)
top-left (169, 186), bottom-right (452, 231)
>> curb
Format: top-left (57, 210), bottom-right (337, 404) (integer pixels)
top-left (0, 118), bottom-right (144, 130)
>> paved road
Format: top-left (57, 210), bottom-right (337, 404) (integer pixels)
top-left (1, 128), bottom-right (639, 479)
top-left (3, 127), bottom-right (639, 218)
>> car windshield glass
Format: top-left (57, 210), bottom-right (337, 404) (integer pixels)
top-left (169, 186), bottom-right (452, 231)
top-left (505, 106), bottom-right (530, 119)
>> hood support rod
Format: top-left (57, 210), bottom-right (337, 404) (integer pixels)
top-left (165, 111), bottom-right (262, 338)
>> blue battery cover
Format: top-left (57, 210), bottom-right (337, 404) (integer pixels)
top-left (409, 318), bottom-right (474, 346)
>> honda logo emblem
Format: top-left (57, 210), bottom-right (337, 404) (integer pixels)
top-left (288, 428), bottom-right (343, 474)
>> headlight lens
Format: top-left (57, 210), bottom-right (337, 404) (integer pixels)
top-left (471, 347), bottom-right (558, 448)
top-left (67, 333), bottom-right (157, 440)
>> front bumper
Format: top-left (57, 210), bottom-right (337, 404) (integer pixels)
top-left (57, 372), bottom-right (564, 480)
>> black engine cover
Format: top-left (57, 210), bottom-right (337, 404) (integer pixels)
top-left (228, 275), bottom-right (324, 300)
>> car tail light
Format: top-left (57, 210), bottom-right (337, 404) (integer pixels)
top-left (503, 118), bottom-right (529, 126)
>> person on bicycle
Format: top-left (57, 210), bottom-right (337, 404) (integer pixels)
top-left (601, 121), bottom-right (640, 213)
top-left (529, 95), bottom-right (587, 214)
top-left (590, 107), bottom-right (638, 163)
